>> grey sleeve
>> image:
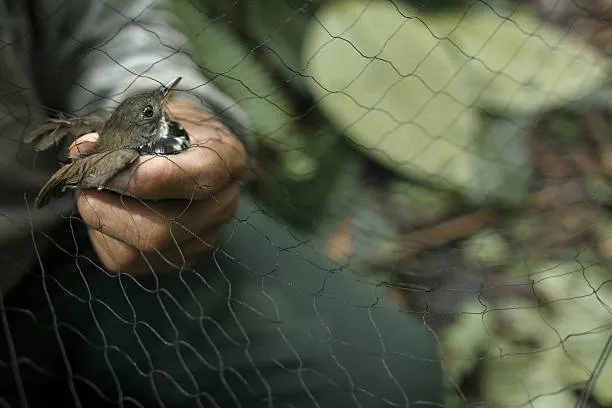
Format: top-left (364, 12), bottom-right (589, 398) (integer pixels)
top-left (28, 0), bottom-right (255, 154)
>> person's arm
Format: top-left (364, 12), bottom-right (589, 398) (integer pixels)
top-left (28, 0), bottom-right (254, 154)
top-left (27, 0), bottom-right (251, 273)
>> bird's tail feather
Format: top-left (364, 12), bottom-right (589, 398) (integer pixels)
top-left (34, 162), bottom-right (82, 208)
top-left (34, 149), bottom-right (140, 209)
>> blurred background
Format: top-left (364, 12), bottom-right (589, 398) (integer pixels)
top-left (168, 0), bottom-right (612, 406)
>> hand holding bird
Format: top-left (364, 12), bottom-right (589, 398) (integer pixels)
top-left (27, 81), bottom-right (247, 274)
top-left (27, 77), bottom-right (190, 208)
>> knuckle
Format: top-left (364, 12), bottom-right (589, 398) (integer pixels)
top-left (105, 254), bottom-right (132, 273)
top-left (91, 229), bottom-right (139, 273)
top-left (77, 193), bottom-right (105, 229)
top-left (221, 200), bottom-right (238, 224)
top-left (139, 222), bottom-right (172, 253)
top-left (208, 132), bottom-right (247, 176)
top-left (197, 228), bottom-right (220, 251)
top-left (225, 137), bottom-right (248, 176)
top-left (206, 228), bottom-right (221, 247)
top-left (222, 185), bottom-right (240, 221)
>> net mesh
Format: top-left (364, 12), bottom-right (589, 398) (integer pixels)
top-left (1, 0), bottom-right (611, 407)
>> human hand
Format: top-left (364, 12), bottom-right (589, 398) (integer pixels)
top-left (69, 97), bottom-right (247, 274)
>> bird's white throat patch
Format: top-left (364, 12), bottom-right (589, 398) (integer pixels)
top-left (139, 115), bottom-right (189, 155)
top-left (156, 116), bottom-right (170, 140)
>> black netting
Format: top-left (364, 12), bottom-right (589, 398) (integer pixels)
top-left (0, 0), bottom-right (611, 407)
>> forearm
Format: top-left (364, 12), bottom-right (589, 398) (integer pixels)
top-left (29, 0), bottom-right (254, 153)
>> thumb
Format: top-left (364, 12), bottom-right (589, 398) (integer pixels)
top-left (68, 133), bottom-right (99, 159)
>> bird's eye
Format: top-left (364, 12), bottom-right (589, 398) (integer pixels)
top-left (142, 104), bottom-right (154, 118)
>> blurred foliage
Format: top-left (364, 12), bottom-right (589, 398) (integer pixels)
top-left (443, 252), bottom-right (612, 408)
top-left (171, 0), bottom-right (612, 406)
top-left (171, 0), bottom-right (353, 230)
top-left (300, 1), bottom-right (540, 206)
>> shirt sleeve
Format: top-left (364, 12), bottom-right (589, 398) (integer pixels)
top-left (28, 0), bottom-right (255, 155)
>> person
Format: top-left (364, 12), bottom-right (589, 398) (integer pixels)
top-left (0, 1), bottom-right (444, 407)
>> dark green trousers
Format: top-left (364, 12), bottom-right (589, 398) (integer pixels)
top-left (0, 194), bottom-right (443, 407)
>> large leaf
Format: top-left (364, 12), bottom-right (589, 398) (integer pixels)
top-left (301, 0), bottom-right (533, 205)
top-left (433, 2), bottom-right (611, 113)
top-left (302, 1), bottom-right (479, 189)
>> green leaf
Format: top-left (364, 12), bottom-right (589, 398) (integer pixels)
top-left (301, 1), bottom-right (535, 205)
top-left (436, 2), bottom-right (611, 113)
top-left (302, 0), bottom-right (482, 193)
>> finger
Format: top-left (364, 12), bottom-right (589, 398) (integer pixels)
top-left (77, 182), bottom-right (239, 252)
top-left (105, 129), bottom-right (246, 200)
top-left (90, 227), bottom-right (219, 274)
top-left (105, 103), bottom-right (247, 200)
top-left (68, 132), bottom-right (99, 159)
top-left (165, 96), bottom-right (229, 129)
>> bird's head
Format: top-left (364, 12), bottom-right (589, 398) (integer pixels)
top-left (99, 77), bottom-right (183, 150)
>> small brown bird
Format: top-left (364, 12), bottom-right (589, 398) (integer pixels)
top-left (26, 77), bottom-right (189, 209)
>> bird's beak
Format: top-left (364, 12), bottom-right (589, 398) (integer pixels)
top-left (159, 77), bottom-right (182, 107)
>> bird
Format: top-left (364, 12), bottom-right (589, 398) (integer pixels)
top-left (25, 77), bottom-right (190, 209)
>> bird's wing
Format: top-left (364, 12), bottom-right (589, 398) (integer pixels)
top-left (34, 148), bottom-right (139, 209)
top-left (25, 108), bottom-right (113, 153)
